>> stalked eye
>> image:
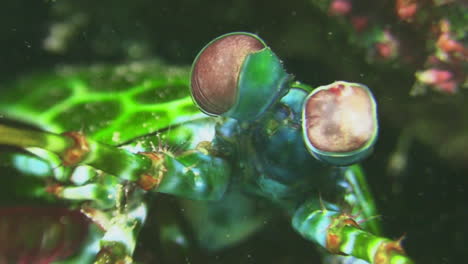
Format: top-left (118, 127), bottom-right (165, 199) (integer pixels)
top-left (191, 32), bottom-right (292, 122)
top-left (302, 81), bottom-right (378, 166)
top-left (190, 33), bottom-right (266, 116)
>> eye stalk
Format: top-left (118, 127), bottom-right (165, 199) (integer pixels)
top-left (302, 81), bottom-right (378, 166)
top-left (190, 32), bottom-right (291, 121)
top-left (191, 33), bottom-right (265, 116)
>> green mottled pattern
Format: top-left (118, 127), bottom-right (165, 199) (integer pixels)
top-left (0, 61), bottom-right (204, 145)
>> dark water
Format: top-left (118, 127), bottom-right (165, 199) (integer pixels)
top-left (0, 0), bottom-right (466, 263)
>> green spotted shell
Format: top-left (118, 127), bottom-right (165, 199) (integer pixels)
top-left (0, 61), bottom-right (204, 145)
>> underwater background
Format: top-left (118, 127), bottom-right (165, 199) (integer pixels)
top-left (0, 0), bottom-right (466, 263)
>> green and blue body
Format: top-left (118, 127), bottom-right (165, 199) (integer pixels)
top-left (0, 35), bottom-right (412, 264)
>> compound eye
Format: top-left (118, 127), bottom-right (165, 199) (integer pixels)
top-left (302, 81), bottom-right (378, 166)
top-left (190, 33), bottom-right (266, 116)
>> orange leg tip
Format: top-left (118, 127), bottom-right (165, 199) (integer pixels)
top-left (62, 131), bottom-right (90, 166)
top-left (374, 240), bottom-right (406, 264)
top-left (137, 174), bottom-right (161, 191)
